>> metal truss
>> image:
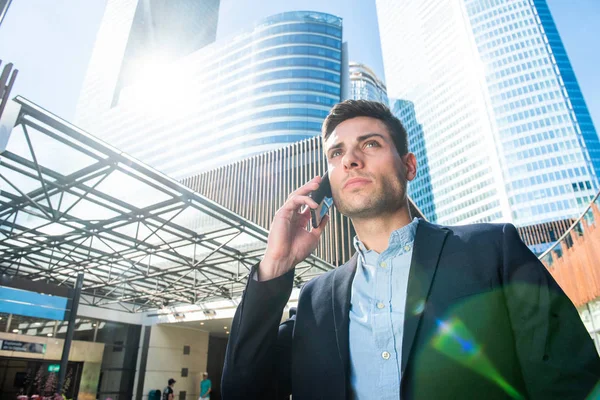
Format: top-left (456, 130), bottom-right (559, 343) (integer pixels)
top-left (0, 97), bottom-right (333, 312)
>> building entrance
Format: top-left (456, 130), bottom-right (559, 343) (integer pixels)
top-left (0, 357), bottom-right (83, 400)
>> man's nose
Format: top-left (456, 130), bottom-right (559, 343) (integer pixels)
top-left (342, 149), bottom-right (364, 170)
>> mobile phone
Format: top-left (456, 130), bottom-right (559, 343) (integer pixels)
top-left (310, 172), bottom-right (333, 229)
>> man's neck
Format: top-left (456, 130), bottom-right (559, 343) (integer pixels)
top-left (352, 208), bottom-right (413, 253)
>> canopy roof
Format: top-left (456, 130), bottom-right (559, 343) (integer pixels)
top-left (0, 97), bottom-right (332, 312)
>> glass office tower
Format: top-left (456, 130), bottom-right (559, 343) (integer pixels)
top-left (349, 62), bottom-right (389, 104)
top-left (75, 0), bottom-right (220, 128)
top-left (376, 0), bottom-right (600, 226)
top-left (392, 99), bottom-right (437, 222)
top-left (76, 8), bottom-right (342, 178)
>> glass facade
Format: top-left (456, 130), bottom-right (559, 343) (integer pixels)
top-left (349, 62), bottom-right (389, 104)
top-left (112, 0), bottom-right (220, 106)
top-left (76, 8), bottom-right (342, 179)
top-left (465, 0), bottom-right (600, 225)
top-left (376, 0), bottom-right (599, 226)
top-left (0, 312), bottom-right (141, 399)
top-left (392, 99), bottom-right (437, 221)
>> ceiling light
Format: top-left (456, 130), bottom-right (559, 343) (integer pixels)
top-left (200, 322), bottom-right (204, 325)
top-left (224, 326), bottom-right (227, 329)
top-left (12, 329), bottom-right (18, 333)
top-left (226, 331), bottom-right (229, 334)
top-left (47, 333), bottom-right (52, 337)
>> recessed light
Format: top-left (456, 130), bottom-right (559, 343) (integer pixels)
top-left (12, 329), bottom-right (18, 333)
top-left (47, 333), bottom-right (52, 337)
top-left (200, 322), bottom-right (204, 325)
top-left (92, 324), bottom-right (97, 327)
top-left (224, 326), bottom-right (228, 329)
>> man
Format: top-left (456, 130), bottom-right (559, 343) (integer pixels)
top-left (163, 378), bottom-right (175, 400)
top-left (221, 100), bottom-right (600, 399)
top-left (200, 372), bottom-right (212, 399)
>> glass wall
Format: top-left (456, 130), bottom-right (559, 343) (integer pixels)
top-left (1, 313), bottom-right (141, 400)
top-left (76, 10), bottom-right (343, 179)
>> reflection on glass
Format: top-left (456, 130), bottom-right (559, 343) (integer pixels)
top-left (9, 315), bottom-right (56, 337)
top-left (55, 318), bottom-right (96, 342)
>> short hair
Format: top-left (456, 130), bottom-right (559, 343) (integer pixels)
top-left (168, 378), bottom-right (176, 385)
top-left (322, 100), bottom-right (409, 157)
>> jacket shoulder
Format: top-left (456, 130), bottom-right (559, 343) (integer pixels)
top-left (301, 266), bottom-right (336, 295)
top-left (433, 221), bottom-right (510, 244)
top-left (299, 256), bottom-right (356, 297)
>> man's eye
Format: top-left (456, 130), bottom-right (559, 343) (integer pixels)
top-left (365, 141), bottom-right (379, 148)
top-left (331, 150), bottom-right (341, 158)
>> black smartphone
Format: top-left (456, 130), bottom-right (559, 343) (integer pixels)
top-left (310, 172), bottom-right (333, 229)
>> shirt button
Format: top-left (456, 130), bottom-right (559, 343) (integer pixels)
top-left (380, 261), bottom-right (387, 268)
top-left (376, 302), bottom-right (385, 309)
top-left (382, 351), bottom-right (390, 360)
top-left (404, 244), bottom-right (412, 252)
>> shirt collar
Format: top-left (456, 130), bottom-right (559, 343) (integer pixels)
top-left (353, 217), bottom-right (420, 258)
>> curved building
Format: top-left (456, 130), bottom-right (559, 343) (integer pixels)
top-left (76, 9), bottom-right (342, 178)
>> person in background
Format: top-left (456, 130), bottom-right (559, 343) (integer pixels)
top-left (200, 372), bottom-right (212, 399)
top-left (163, 378), bottom-right (175, 400)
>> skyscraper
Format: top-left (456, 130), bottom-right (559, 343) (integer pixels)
top-left (75, 0), bottom-right (220, 129)
top-left (112, 0), bottom-right (220, 106)
top-left (376, 0), bottom-right (600, 226)
top-left (76, 8), bottom-right (343, 178)
top-left (392, 99), bottom-right (437, 222)
top-left (349, 62), bottom-right (389, 104)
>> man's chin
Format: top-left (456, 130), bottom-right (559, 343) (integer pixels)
top-left (337, 201), bottom-right (376, 218)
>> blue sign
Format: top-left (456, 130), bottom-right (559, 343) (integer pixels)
top-left (0, 286), bottom-right (68, 320)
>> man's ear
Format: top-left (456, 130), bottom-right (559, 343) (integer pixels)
top-left (403, 153), bottom-right (417, 181)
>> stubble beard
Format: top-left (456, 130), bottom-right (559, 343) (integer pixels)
top-left (334, 176), bottom-right (406, 220)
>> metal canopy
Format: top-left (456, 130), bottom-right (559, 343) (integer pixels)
top-left (0, 97), bottom-right (333, 312)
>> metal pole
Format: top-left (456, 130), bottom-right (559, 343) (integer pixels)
top-left (5, 314), bottom-right (11, 332)
top-left (57, 273), bottom-right (84, 394)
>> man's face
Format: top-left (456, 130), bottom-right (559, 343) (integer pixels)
top-left (324, 116), bottom-right (416, 219)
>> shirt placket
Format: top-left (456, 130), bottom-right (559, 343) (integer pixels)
top-left (373, 253), bottom-right (397, 395)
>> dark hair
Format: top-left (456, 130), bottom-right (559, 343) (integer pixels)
top-left (289, 307), bottom-right (297, 318)
top-left (168, 378), bottom-right (176, 385)
top-left (322, 100), bottom-right (409, 156)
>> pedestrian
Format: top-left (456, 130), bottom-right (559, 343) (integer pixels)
top-left (163, 378), bottom-right (175, 400)
top-left (200, 372), bottom-right (211, 399)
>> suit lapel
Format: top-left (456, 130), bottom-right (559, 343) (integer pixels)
top-left (401, 221), bottom-right (449, 374)
top-left (332, 254), bottom-right (358, 388)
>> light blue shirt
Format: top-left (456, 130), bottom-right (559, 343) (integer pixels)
top-left (349, 218), bottom-right (419, 400)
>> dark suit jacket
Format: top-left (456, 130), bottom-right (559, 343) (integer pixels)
top-left (222, 221), bottom-right (600, 399)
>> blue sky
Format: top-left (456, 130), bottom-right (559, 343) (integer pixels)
top-left (0, 0), bottom-right (598, 129)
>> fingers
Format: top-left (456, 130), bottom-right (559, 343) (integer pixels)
top-left (285, 194), bottom-right (319, 212)
top-left (310, 213), bottom-right (329, 236)
top-left (287, 176), bottom-right (321, 199)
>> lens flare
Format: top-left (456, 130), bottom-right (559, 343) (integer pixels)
top-left (432, 318), bottom-right (524, 400)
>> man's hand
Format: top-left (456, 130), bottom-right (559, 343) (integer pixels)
top-left (259, 176), bottom-right (330, 281)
